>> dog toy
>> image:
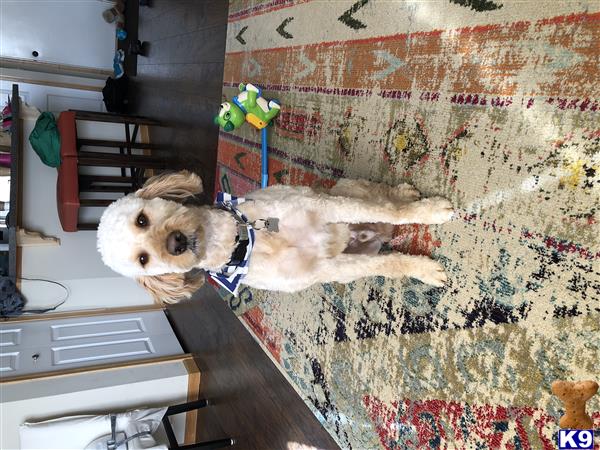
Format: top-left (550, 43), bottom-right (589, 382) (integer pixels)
top-left (551, 380), bottom-right (598, 429)
top-left (214, 83), bottom-right (280, 188)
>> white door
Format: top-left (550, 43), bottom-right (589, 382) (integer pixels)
top-left (0, 310), bottom-right (183, 378)
top-left (0, 1), bottom-right (115, 70)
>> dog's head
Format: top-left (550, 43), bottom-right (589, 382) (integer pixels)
top-left (97, 171), bottom-right (207, 303)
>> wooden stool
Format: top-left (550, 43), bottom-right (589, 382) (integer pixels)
top-left (56, 110), bottom-right (167, 232)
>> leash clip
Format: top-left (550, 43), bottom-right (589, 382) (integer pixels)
top-left (252, 218), bottom-right (279, 232)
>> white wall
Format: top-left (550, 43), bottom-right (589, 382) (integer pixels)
top-left (20, 277), bottom-right (154, 311)
top-left (0, 75), bottom-right (106, 117)
top-left (2, 78), bottom-right (154, 310)
top-left (19, 113), bottom-right (119, 279)
top-left (0, 0), bottom-right (116, 70)
top-left (1, 361), bottom-right (190, 449)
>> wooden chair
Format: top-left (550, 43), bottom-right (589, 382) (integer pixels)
top-left (56, 110), bottom-right (167, 232)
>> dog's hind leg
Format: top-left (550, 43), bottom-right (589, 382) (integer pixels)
top-left (316, 253), bottom-right (447, 287)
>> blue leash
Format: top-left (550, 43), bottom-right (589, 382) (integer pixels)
top-left (261, 127), bottom-right (268, 188)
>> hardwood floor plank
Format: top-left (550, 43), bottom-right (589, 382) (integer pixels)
top-left (166, 286), bottom-right (339, 450)
top-left (133, 2), bottom-right (339, 447)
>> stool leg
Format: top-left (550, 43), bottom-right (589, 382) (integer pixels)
top-left (78, 151), bottom-right (167, 169)
top-left (162, 400), bottom-right (235, 449)
top-left (177, 438), bottom-right (235, 449)
top-left (78, 223), bottom-right (99, 231)
top-left (165, 399), bottom-right (209, 415)
top-left (80, 175), bottom-right (136, 184)
top-left (71, 110), bottom-right (163, 126)
top-left (125, 122), bottom-right (138, 182)
top-left (162, 415), bottom-right (179, 449)
top-left (80, 199), bottom-right (114, 207)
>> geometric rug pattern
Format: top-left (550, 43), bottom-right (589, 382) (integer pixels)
top-left (215, 1), bottom-right (600, 448)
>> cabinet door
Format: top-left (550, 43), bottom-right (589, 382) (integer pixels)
top-left (0, 310), bottom-right (183, 378)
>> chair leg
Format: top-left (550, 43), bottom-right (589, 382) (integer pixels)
top-left (78, 223), bottom-right (99, 231)
top-left (125, 123), bottom-right (142, 185)
top-left (165, 399), bottom-right (210, 415)
top-left (177, 438), bottom-right (235, 449)
top-left (78, 151), bottom-right (167, 169)
top-left (162, 400), bottom-right (235, 449)
top-left (162, 414), bottom-right (179, 449)
top-left (80, 199), bottom-right (114, 207)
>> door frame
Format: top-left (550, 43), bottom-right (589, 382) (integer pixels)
top-left (1, 304), bottom-right (163, 324)
top-left (0, 57), bottom-right (111, 80)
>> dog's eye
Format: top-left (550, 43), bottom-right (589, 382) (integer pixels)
top-left (136, 212), bottom-right (149, 228)
top-left (138, 252), bottom-right (149, 267)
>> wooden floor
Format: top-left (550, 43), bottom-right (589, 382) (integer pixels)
top-left (132, 0), bottom-right (229, 197)
top-left (132, 2), bottom-right (339, 449)
top-left (167, 287), bottom-right (339, 450)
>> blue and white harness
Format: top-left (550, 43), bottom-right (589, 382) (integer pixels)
top-left (207, 193), bottom-right (255, 296)
top-left (208, 192), bottom-right (254, 296)
top-left (208, 192), bottom-right (279, 295)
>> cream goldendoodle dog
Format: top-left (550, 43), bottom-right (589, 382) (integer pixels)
top-left (97, 171), bottom-right (453, 303)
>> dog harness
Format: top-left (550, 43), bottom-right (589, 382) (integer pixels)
top-left (208, 192), bottom-right (280, 296)
top-left (207, 192), bottom-right (256, 296)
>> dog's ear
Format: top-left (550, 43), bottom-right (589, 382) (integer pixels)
top-left (136, 170), bottom-right (204, 201)
top-left (137, 271), bottom-right (205, 304)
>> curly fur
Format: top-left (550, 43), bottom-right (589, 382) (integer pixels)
top-left (97, 171), bottom-right (454, 304)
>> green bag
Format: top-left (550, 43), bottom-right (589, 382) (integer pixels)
top-left (29, 112), bottom-right (61, 168)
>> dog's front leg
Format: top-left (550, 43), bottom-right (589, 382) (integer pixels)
top-left (316, 195), bottom-right (454, 225)
top-left (316, 254), bottom-right (447, 287)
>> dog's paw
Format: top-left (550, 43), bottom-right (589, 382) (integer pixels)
top-left (395, 183), bottom-right (421, 203)
top-left (408, 258), bottom-right (448, 287)
top-left (414, 197), bottom-right (454, 224)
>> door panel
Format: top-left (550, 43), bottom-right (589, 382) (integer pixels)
top-left (0, 310), bottom-right (183, 378)
top-left (0, 351), bottom-right (19, 372)
top-left (52, 337), bottom-right (155, 366)
top-left (51, 317), bottom-right (146, 341)
top-left (0, 327), bottom-right (22, 346)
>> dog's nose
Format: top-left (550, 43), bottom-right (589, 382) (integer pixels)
top-left (167, 231), bottom-right (188, 255)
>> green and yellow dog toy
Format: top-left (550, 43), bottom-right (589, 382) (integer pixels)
top-left (214, 83), bottom-right (281, 188)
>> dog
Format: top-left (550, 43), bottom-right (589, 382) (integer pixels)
top-left (97, 171), bottom-right (454, 303)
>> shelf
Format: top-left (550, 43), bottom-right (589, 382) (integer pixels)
top-left (8, 84), bottom-right (21, 281)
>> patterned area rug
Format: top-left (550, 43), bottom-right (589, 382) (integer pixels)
top-left (214, 1), bottom-right (600, 448)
